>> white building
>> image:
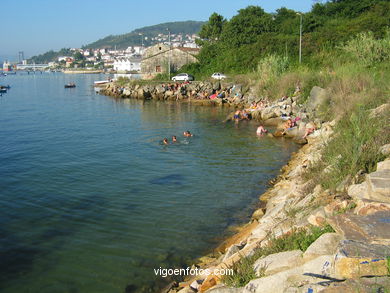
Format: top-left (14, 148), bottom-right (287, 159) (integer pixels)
top-left (113, 57), bottom-right (141, 72)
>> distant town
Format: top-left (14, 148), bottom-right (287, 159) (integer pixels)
top-left (2, 33), bottom-right (200, 78)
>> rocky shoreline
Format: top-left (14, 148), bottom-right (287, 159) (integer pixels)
top-left (100, 81), bottom-right (390, 293)
top-left (170, 108), bottom-right (390, 293)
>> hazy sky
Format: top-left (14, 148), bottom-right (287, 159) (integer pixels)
top-left (2, 0), bottom-right (315, 59)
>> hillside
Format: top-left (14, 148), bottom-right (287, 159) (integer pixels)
top-left (83, 20), bottom-right (205, 49)
top-left (29, 20), bottom-right (205, 63)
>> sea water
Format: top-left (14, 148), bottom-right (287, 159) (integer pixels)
top-left (0, 73), bottom-right (297, 292)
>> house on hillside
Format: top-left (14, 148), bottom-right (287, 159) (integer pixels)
top-left (113, 57), bottom-right (141, 72)
top-left (141, 43), bottom-right (199, 77)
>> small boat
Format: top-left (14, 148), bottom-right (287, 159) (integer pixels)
top-left (65, 83), bottom-right (76, 88)
top-left (0, 85), bottom-right (10, 89)
top-left (0, 88), bottom-right (7, 93)
top-left (94, 80), bottom-right (111, 86)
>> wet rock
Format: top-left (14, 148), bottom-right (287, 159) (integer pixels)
top-left (253, 250), bottom-right (303, 276)
top-left (251, 208), bottom-right (265, 221)
top-left (263, 117), bottom-right (285, 127)
top-left (292, 137), bottom-right (307, 145)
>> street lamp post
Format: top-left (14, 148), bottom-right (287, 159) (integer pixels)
top-left (297, 13), bottom-right (303, 64)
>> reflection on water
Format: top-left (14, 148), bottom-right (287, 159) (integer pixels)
top-left (0, 73), bottom-right (298, 292)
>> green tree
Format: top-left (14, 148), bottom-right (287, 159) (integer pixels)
top-left (221, 6), bottom-right (274, 48)
top-left (73, 51), bottom-right (85, 61)
top-left (199, 13), bottom-right (226, 41)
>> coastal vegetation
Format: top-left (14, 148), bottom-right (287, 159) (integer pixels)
top-left (223, 225), bottom-right (334, 287)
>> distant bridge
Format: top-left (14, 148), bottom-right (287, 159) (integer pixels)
top-left (16, 64), bottom-right (49, 70)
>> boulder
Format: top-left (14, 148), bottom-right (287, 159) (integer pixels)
top-left (263, 117), bottom-right (285, 127)
top-left (318, 276), bottom-right (390, 293)
top-left (377, 159), bottom-right (390, 171)
top-left (366, 169), bottom-right (390, 203)
top-left (347, 182), bottom-right (368, 200)
top-left (244, 255), bottom-right (335, 293)
top-left (369, 103), bottom-right (390, 119)
top-left (222, 244), bottom-right (241, 262)
top-left (303, 233), bottom-right (342, 260)
top-left (328, 211), bottom-right (390, 245)
top-left (335, 257), bottom-right (388, 279)
top-left (337, 239), bottom-right (390, 259)
top-left (253, 250), bottom-right (303, 276)
top-left (379, 144), bottom-right (390, 156)
top-left (354, 198), bottom-right (390, 216)
top-left (206, 285), bottom-right (244, 293)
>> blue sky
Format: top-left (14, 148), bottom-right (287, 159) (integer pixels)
top-left (2, 0), bottom-right (315, 59)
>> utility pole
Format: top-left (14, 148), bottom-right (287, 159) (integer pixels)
top-left (297, 13), bottom-right (303, 64)
top-left (167, 28), bottom-right (171, 80)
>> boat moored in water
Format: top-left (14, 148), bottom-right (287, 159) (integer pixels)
top-left (65, 83), bottom-right (76, 88)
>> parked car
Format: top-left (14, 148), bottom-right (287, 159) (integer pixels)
top-left (211, 72), bottom-right (227, 80)
top-left (171, 73), bottom-right (194, 82)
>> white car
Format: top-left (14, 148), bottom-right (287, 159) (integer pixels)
top-left (211, 73), bottom-right (227, 80)
top-left (171, 73), bottom-right (194, 82)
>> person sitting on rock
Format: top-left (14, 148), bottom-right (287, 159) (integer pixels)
top-left (303, 122), bottom-right (316, 139)
top-left (256, 125), bottom-right (268, 135)
top-left (233, 110), bottom-right (241, 121)
top-left (241, 110), bottom-right (250, 120)
top-left (209, 91), bottom-right (219, 100)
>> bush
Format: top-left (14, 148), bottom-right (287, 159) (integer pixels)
top-left (222, 225), bottom-right (334, 287)
top-left (341, 30), bottom-right (390, 67)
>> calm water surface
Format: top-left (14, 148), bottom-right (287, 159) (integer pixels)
top-left (0, 73), bottom-right (298, 292)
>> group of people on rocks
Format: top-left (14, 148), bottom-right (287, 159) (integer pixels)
top-left (163, 131), bottom-right (193, 145)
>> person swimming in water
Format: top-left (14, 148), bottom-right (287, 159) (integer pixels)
top-left (163, 138), bottom-right (169, 145)
top-left (256, 125), bottom-right (268, 135)
top-left (183, 131), bottom-right (193, 137)
top-left (172, 135), bottom-right (177, 142)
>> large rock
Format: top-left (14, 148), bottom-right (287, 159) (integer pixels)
top-left (337, 239), bottom-right (390, 259)
top-left (318, 276), bottom-right (390, 293)
top-left (244, 255), bottom-right (335, 293)
top-left (377, 159), bottom-right (390, 171)
top-left (366, 170), bottom-right (390, 203)
top-left (379, 144), bottom-right (390, 156)
top-left (328, 211), bottom-right (390, 245)
top-left (206, 285), bottom-right (244, 293)
top-left (307, 86), bottom-right (329, 112)
top-left (347, 182), bottom-right (368, 200)
top-left (335, 257), bottom-right (388, 279)
top-left (354, 198), bottom-right (390, 216)
top-left (253, 250), bottom-right (303, 276)
top-left (369, 103), bottom-right (390, 119)
top-left (262, 117), bottom-right (285, 127)
top-left (303, 233), bottom-right (342, 261)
